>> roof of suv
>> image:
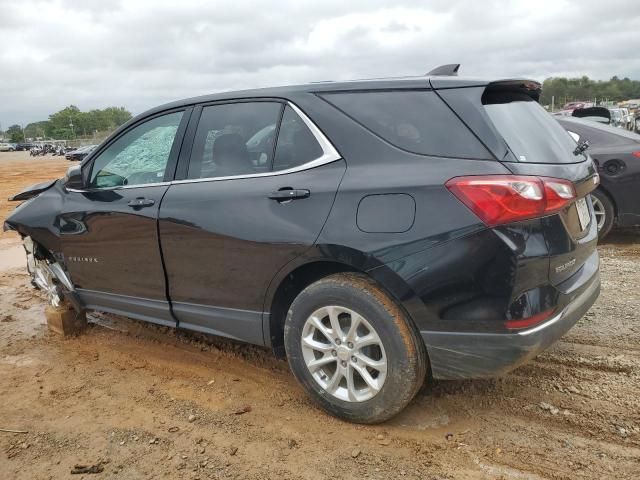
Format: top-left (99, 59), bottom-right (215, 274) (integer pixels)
top-left (135, 73), bottom-right (541, 125)
top-left (149, 75), bottom-right (501, 113)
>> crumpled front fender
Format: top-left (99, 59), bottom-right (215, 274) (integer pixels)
top-left (8, 179), bottom-right (58, 202)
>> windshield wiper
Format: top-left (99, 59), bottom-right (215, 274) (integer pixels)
top-left (573, 139), bottom-right (590, 156)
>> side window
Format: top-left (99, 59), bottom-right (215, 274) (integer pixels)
top-left (321, 90), bottom-right (489, 158)
top-left (187, 102), bottom-right (282, 179)
top-left (89, 111), bottom-right (183, 188)
top-left (272, 106), bottom-right (324, 171)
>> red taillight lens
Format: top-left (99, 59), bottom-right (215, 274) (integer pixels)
top-left (632, 151), bottom-right (640, 159)
top-left (541, 177), bottom-right (576, 212)
top-left (505, 308), bottom-right (555, 330)
top-left (446, 175), bottom-right (576, 226)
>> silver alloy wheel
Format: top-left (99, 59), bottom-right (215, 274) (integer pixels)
top-left (300, 305), bottom-right (387, 402)
top-left (591, 196), bottom-right (606, 231)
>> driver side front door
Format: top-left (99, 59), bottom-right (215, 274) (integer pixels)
top-left (59, 109), bottom-right (189, 326)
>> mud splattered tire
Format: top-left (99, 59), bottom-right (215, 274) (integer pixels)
top-left (284, 273), bottom-right (427, 423)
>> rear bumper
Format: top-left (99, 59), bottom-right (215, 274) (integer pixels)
top-left (422, 253), bottom-right (600, 379)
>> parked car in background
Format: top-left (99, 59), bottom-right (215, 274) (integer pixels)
top-left (65, 145), bottom-right (97, 161)
top-left (6, 70), bottom-right (601, 423)
top-left (563, 101), bottom-right (594, 111)
top-left (620, 108), bottom-right (634, 131)
top-left (608, 108), bottom-right (625, 128)
top-left (16, 142), bottom-right (35, 151)
top-left (557, 116), bottom-right (640, 238)
top-left (572, 107), bottom-right (610, 124)
top-left (0, 142), bottom-right (17, 152)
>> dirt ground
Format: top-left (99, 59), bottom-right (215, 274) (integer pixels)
top-left (0, 151), bottom-right (638, 479)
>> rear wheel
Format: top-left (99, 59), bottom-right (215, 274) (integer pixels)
top-left (591, 189), bottom-right (614, 240)
top-left (284, 272), bottom-right (427, 423)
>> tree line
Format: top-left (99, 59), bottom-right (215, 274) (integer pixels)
top-left (2, 105), bottom-right (132, 143)
top-left (540, 76), bottom-right (640, 108)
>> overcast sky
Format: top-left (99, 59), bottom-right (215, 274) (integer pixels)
top-left (1, 0), bottom-right (638, 126)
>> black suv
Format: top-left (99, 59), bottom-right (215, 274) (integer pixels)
top-left (5, 67), bottom-right (601, 423)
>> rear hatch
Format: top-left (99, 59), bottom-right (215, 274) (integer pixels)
top-left (436, 80), bottom-right (599, 284)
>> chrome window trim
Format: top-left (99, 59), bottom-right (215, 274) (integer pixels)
top-left (171, 101), bottom-right (341, 185)
top-left (66, 181), bottom-right (171, 193)
top-left (68, 101), bottom-right (341, 192)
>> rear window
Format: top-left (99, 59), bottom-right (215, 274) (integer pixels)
top-left (321, 90), bottom-right (490, 159)
top-left (483, 92), bottom-right (579, 163)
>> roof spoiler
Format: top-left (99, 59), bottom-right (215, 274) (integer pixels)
top-left (427, 64), bottom-right (460, 76)
top-left (483, 79), bottom-right (542, 102)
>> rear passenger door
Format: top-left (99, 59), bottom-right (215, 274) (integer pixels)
top-left (158, 100), bottom-right (346, 344)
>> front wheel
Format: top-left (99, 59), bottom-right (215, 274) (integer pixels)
top-left (284, 273), bottom-right (427, 423)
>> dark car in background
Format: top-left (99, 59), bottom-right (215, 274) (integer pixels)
top-left (557, 116), bottom-right (640, 238)
top-left (571, 107), bottom-right (611, 125)
top-left (16, 142), bottom-right (36, 151)
top-left (5, 69), bottom-right (600, 423)
top-left (65, 145), bottom-right (97, 161)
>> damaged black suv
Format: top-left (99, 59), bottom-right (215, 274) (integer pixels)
top-left (5, 65), bottom-right (600, 423)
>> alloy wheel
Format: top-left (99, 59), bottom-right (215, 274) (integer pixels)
top-left (591, 196), bottom-right (606, 231)
top-left (300, 306), bottom-right (387, 402)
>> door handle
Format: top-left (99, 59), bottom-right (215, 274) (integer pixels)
top-left (268, 189), bottom-right (310, 202)
top-left (128, 197), bottom-right (155, 208)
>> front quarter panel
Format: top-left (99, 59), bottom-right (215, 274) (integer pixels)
top-left (4, 180), bottom-right (65, 254)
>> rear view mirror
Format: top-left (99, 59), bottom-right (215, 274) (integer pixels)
top-left (64, 165), bottom-right (84, 190)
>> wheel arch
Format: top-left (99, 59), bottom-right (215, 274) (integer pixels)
top-left (263, 245), bottom-right (428, 358)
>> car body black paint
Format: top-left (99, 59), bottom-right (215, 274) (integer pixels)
top-left (158, 160), bottom-right (347, 340)
top-left (59, 186), bottom-right (170, 299)
top-left (356, 194), bottom-right (416, 233)
top-left (557, 117), bottom-right (640, 228)
top-left (8, 180), bottom-right (57, 202)
top-left (5, 75), bottom-right (600, 380)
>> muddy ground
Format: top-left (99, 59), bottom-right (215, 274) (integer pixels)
top-left (0, 152), bottom-right (638, 479)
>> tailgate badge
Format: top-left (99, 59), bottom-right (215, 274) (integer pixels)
top-left (555, 258), bottom-right (576, 273)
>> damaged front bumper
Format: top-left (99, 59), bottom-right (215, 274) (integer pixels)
top-left (422, 254), bottom-right (601, 380)
top-left (22, 236), bottom-right (83, 311)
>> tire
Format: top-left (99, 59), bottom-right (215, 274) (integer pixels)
top-left (591, 189), bottom-right (615, 240)
top-left (284, 272), bottom-right (427, 423)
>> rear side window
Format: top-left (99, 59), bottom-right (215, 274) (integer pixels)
top-left (272, 105), bottom-right (324, 171)
top-left (187, 102), bottom-right (281, 180)
top-left (483, 92), bottom-right (578, 163)
top-left (321, 90), bottom-right (489, 159)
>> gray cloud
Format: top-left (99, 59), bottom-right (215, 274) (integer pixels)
top-left (0, 0), bottom-right (638, 126)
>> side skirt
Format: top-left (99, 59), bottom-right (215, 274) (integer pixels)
top-left (77, 289), bottom-right (176, 327)
top-left (172, 302), bottom-right (266, 346)
top-left (76, 290), bottom-right (267, 346)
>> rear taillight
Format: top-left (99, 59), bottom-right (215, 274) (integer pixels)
top-left (632, 151), bottom-right (640, 159)
top-left (445, 175), bottom-right (576, 226)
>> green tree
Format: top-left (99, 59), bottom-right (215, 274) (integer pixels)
top-left (6, 124), bottom-right (23, 143)
top-left (540, 75), bottom-right (640, 109)
top-left (24, 121), bottom-right (50, 140)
